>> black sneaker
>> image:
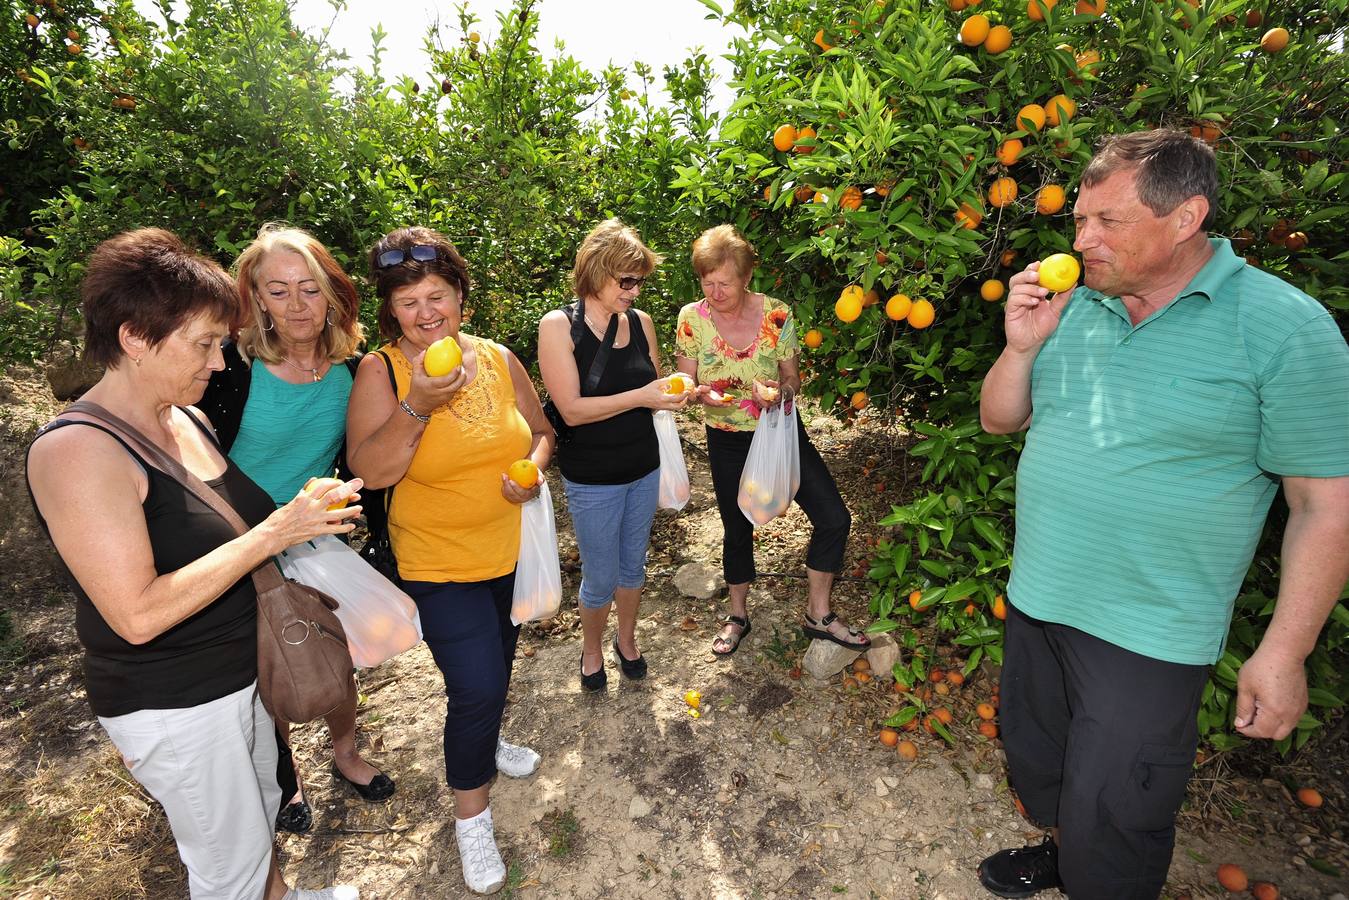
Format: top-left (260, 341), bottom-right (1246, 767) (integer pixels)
top-left (978, 835), bottom-right (1063, 898)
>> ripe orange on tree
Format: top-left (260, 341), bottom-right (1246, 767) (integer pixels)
top-left (984, 24), bottom-right (1013, 54)
top-left (992, 595), bottom-right (1008, 620)
top-left (793, 184), bottom-right (815, 203)
top-left (1036, 184), bottom-right (1066, 214)
top-left (908, 589), bottom-right (925, 610)
top-left (874, 179), bottom-right (894, 197)
top-left (850, 391), bottom-right (869, 411)
top-left (1260, 26), bottom-right (1289, 53)
top-left (861, 288), bottom-right (880, 307)
top-left (885, 293), bottom-right (912, 321)
top-left (980, 279), bottom-right (1006, 301)
top-left (803, 329), bottom-right (824, 349)
top-left (988, 177), bottom-right (1018, 208)
top-left (813, 29), bottom-right (833, 51)
top-left (1015, 103), bottom-right (1046, 132)
top-left (1027, 0), bottom-right (1058, 20)
top-left (1284, 231), bottom-right (1308, 252)
top-left (1000, 248), bottom-right (1018, 267)
top-left (840, 186), bottom-right (863, 210)
top-left (25, 13), bottom-right (39, 27)
top-left (1244, 8), bottom-right (1263, 26)
top-left (794, 125), bottom-right (817, 154)
top-left (875, 249), bottom-right (889, 265)
top-left (959, 13), bottom-right (991, 46)
top-left (1075, 0), bottom-right (1105, 14)
top-left (955, 202), bottom-right (983, 230)
top-left (1045, 94), bottom-right (1076, 126)
top-left (812, 190), bottom-right (828, 205)
top-left (996, 138), bottom-right (1024, 166)
top-left (772, 123), bottom-right (797, 152)
top-left (1075, 48), bottom-right (1101, 75)
top-left (907, 299), bottom-right (936, 329)
top-left (835, 286), bottom-right (865, 322)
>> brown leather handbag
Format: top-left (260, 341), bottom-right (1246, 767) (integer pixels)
top-left (65, 401), bottom-right (354, 724)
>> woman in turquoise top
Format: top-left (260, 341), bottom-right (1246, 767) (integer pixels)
top-left (200, 223), bottom-right (393, 834)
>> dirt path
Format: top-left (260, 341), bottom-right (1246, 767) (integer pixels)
top-left (1, 366), bottom-right (1345, 899)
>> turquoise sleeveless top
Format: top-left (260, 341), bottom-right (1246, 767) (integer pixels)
top-left (228, 361), bottom-right (353, 507)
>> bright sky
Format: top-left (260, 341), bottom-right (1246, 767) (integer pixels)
top-left (288, 0), bottom-right (743, 112)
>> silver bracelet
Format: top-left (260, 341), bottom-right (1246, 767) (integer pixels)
top-left (399, 399), bottom-right (430, 424)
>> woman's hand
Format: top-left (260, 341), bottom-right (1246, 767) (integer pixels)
top-left (752, 378), bottom-right (785, 410)
top-left (262, 478), bottom-right (364, 554)
top-left (402, 349), bottom-right (467, 418)
top-left (640, 377), bottom-right (693, 411)
top-left (500, 471), bottom-right (542, 505)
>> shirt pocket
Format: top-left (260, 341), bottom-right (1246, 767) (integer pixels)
top-left (1143, 373), bottom-right (1238, 453)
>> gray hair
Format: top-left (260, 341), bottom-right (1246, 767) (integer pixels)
top-left (1082, 129), bottom-right (1218, 230)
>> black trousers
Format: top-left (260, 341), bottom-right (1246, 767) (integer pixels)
top-left (1001, 602), bottom-right (1210, 900)
top-left (705, 417), bottom-right (850, 585)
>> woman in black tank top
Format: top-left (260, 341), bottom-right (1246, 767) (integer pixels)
top-left (538, 219), bottom-right (691, 693)
top-left (25, 229), bottom-right (363, 900)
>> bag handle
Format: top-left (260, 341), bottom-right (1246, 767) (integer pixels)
top-left (63, 401), bottom-right (286, 593)
top-left (567, 300), bottom-right (619, 395)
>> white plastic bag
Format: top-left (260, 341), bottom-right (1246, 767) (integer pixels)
top-left (512, 480), bottom-right (563, 625)
top-left (653, 410), bottom-right (691, 511)
top-left (276, 534), bottom-right (423, 668)
top-left (737, 401), bottom-right (802, 526)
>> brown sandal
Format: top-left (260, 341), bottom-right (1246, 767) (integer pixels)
top-left (802, 611), bottom-right (870, 650)
top-left (712, 615), bottom-right (751, 656)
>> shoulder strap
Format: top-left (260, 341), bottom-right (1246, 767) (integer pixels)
top-left (626, 309), bottom-right (649, 358)
top-left (63, 401), bottom-right (287, 593)
top-left (375, 350), bottom-right (398, 398)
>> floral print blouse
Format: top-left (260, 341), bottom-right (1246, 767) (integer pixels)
top-left (674, 295), bottom-right (799, 432)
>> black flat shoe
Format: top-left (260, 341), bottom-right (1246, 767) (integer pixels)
top-left (977, 835), bottom-right (1063, 898)
top-left (612, 635), bottom-right (647, 679)
top-left (580, 652), bottom-right (607, 692)
top-left (275, 795), bottom-right (313, 834)
top-left (331, 764), bottom-right (396, 802)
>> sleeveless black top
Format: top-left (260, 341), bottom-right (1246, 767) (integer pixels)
top-left (558, 313), bottom-right (660, 485)
top-left (27, 416), bottom-right (275, 718)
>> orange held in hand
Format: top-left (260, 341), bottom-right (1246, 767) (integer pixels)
top-left (424, 336), bottom-right (462, 376)
top-left (304, 476), bottom-right (349, 511)
top-left (507, 458), bottom-right (539, 489)
top-left (1038, 253), bottom-right (1081, 292)
top-left (666, 373), bottom-right (693, 394)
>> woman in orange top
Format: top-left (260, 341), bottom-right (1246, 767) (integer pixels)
top-left (346, 227), bottom-right (553, 896)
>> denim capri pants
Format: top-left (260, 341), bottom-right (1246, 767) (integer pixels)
top-left (562, 466), bottom-right (660, 609)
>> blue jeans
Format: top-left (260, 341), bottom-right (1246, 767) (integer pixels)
top-left (402, 572), bottom-right (519, 791)
top-left (562, 467), bottom-right (659, 609)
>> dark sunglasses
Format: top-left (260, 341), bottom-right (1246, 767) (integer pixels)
top-left (376, 244), bottom-right (439, 269)
top-left (616, 275), bottom-right (647, 291)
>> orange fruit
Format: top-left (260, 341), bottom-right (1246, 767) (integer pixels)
top-left (896, 740), bottom-right (919, 760)
top-left (1283, 231), bottom-right (1308, 251)
top-left (835, 286), bottom-right (865, 322)
top-left (1245, 8), bottom-right (1263, 26)
top-left (1076, 0), bottom-right (1105, 12)
top-left (879, 727), bottom-right (900, 747)
top-left (875, 249), bottom-right (889, 265)
top-left (1045, 94), bottom-right (1077, 126)
top-left (885, 294), bottom-right (913, 321)
top-left (984, 24), bottom-right (1013, 53)
top-left (813, 29), bottom-right (833, 51)
top-left (1038, 253), bottom-right (1081, 291)
top-left (772, 123), bottom-right (798, 152)
top-left (1001, 249), bottom-right (1018, 267)
top-left (762, 185), bottom-right (773, 201)
top-left (853, 657), bottom-right (871, 673)
top-left (840, 186), bottom-right (863, 210)
top-left (988, 176), bottom-right (1018, 208)
top-left (906, 299), bottom-right (936, 329)
top-left (1027, 0), bottom-right (1058, 19)
top-left (978, 721), bottom-right (1000, 739)
top-left (1260, 26), bottom-right (1289, 53)
top-left (1296, 787), bottom-right (1323, 808)
top-left (955, 202), bottom-right (983, 230)
top-left (1251, 882), bottom-right (1280, 900)
top-left (812, 190), bottom-right (828, 205)
top-left (946, 671), bottom-right (965, 686)
top-left (424, 336), bottom-right (463, 376)
top-left (875, 180), bottom-right (894, 197)
top-left (992, 594), bottom-right (1007, 620)
top-left (1037, 184), bottom-right (1067, 214)
top-left (855, 671), bottom-right (873, 684)
top-left (1015, 103), bottom-right (1046, 132)
top-left (803, 329), bottom-right (824, 349)
top-left (304, 476), bottom-right (348, 511)
top-left (842, 675), bottom-right (859, 689)
top-left (964, 602), bottom-right (977, 617)
top-left (794, 184), bottom-right (815, 203)
top-left (959, 13), bottom-right (991, 46)
top-left (507, 458), bottom-right (540, 489)
top-left (996, 138), bottom-right (1024, 166)
top-left (976, 702), bottom-right (997, 720)
top-left (794, 125), bottom-right (817, 154)
top-left (666, 373), bottom-right (693, 394)
top-left (929, 668), bottom-right (946, 683)
top-left (934, 707), bottom-right (954, 725)
top-left (850, 390), bottom-right (868, 411)
top-left (1075, 49), bottom-right (1102, 75)
top-left (66, 42), bottom-right (81, 54)
top-left (1216, 864), bottom-right (1249, 892)
top-left (948, 0), bottom-right (967, 9)
top-left (908, 589), bottom-right (924, 609)
top-left (980, 279), bottom-right (1005, 301)
top-left (25, 14), bottom-right (39, 27)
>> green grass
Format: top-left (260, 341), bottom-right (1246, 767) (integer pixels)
top-left (543, 808), bottom-right (580, 858)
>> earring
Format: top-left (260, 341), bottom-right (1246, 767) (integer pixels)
top-left (133, 356), bottom-right (142, 368)
top-left (325, 307), bottom-right (336, 327)
top-left (261, 309), bottom-right (275, 332)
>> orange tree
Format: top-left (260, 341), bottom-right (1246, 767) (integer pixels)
top-left (679, 0), bottom-right (1347, 751)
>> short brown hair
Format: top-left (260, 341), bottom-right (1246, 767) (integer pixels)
top-left (691, 224), bottom-right (758, 279)
top-left (81, 228), bottom-right (236, 369)
top-left (234, 223), bottom-right (364, 364)
top-left (1082, 128), bottom-right (1218, 230)
top-left (571, 219), bottom-right (662, 300)
top-left (368, 227), bottom-right (472, 342)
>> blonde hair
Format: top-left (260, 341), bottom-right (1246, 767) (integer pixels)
top-left (233, 223), bottom-right (364, 364)
top-left (571, 218), bottom-right (663, 300)
top-left (691, 224), bottom-right (758, 279)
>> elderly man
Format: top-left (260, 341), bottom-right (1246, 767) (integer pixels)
top-left (977, 128), bottom-right (1349, 898)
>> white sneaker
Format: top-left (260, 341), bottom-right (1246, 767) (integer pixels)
top-left (284, 887), bottom-right (359, 900)
top-left (495, 737), bottom-right (540, 777)
top-left (455, 807), bottom-right (507, 895)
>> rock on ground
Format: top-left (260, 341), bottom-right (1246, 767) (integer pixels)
top-left (802, 638), bottom-right (861, 679)
top-left (673, 562), bottom-right (720, 600)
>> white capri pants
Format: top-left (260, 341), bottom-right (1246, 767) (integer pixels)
top-left (98, 681), bottom-right (280, 900)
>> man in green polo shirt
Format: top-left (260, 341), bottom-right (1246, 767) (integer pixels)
top-left (976, 128), bottom-right (1349, 898)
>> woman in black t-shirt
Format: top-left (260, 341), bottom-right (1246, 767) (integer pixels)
top-left (26, 229), bottom-right (363, 900)
top-left (538, 219), bottom-right (690, 692)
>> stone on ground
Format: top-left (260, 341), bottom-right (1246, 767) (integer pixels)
top-left (865, 632), bottom-right (901, 679)
top-left (673, 562), bottom-right (720, 600)
top-left (803, 639), bottom-right (861, 680)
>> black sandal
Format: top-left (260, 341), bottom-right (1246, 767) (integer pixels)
top-left (275, 791), bottom-right (313, 834)
top-left (802, 611), bottom-right (870, 650)
top-left (711, 615), bottom-right (751, 656)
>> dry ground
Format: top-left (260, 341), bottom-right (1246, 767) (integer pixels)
top-left (1, 364), bottom-right (1345, 899)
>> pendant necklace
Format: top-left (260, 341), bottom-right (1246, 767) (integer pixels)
top-left (282, 357), bottom-right (323, 383)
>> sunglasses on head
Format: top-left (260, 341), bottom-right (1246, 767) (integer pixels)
top-left (376, 244), bottom-right (439, 269)
top-left (616, 275), bottom-right (646, 291)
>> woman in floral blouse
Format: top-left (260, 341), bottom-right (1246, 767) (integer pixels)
top-left (674, 225), bottom-right (867, 656)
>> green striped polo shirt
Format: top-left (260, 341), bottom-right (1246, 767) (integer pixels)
top-left (1008, 238), bottom-right (1349, 664)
